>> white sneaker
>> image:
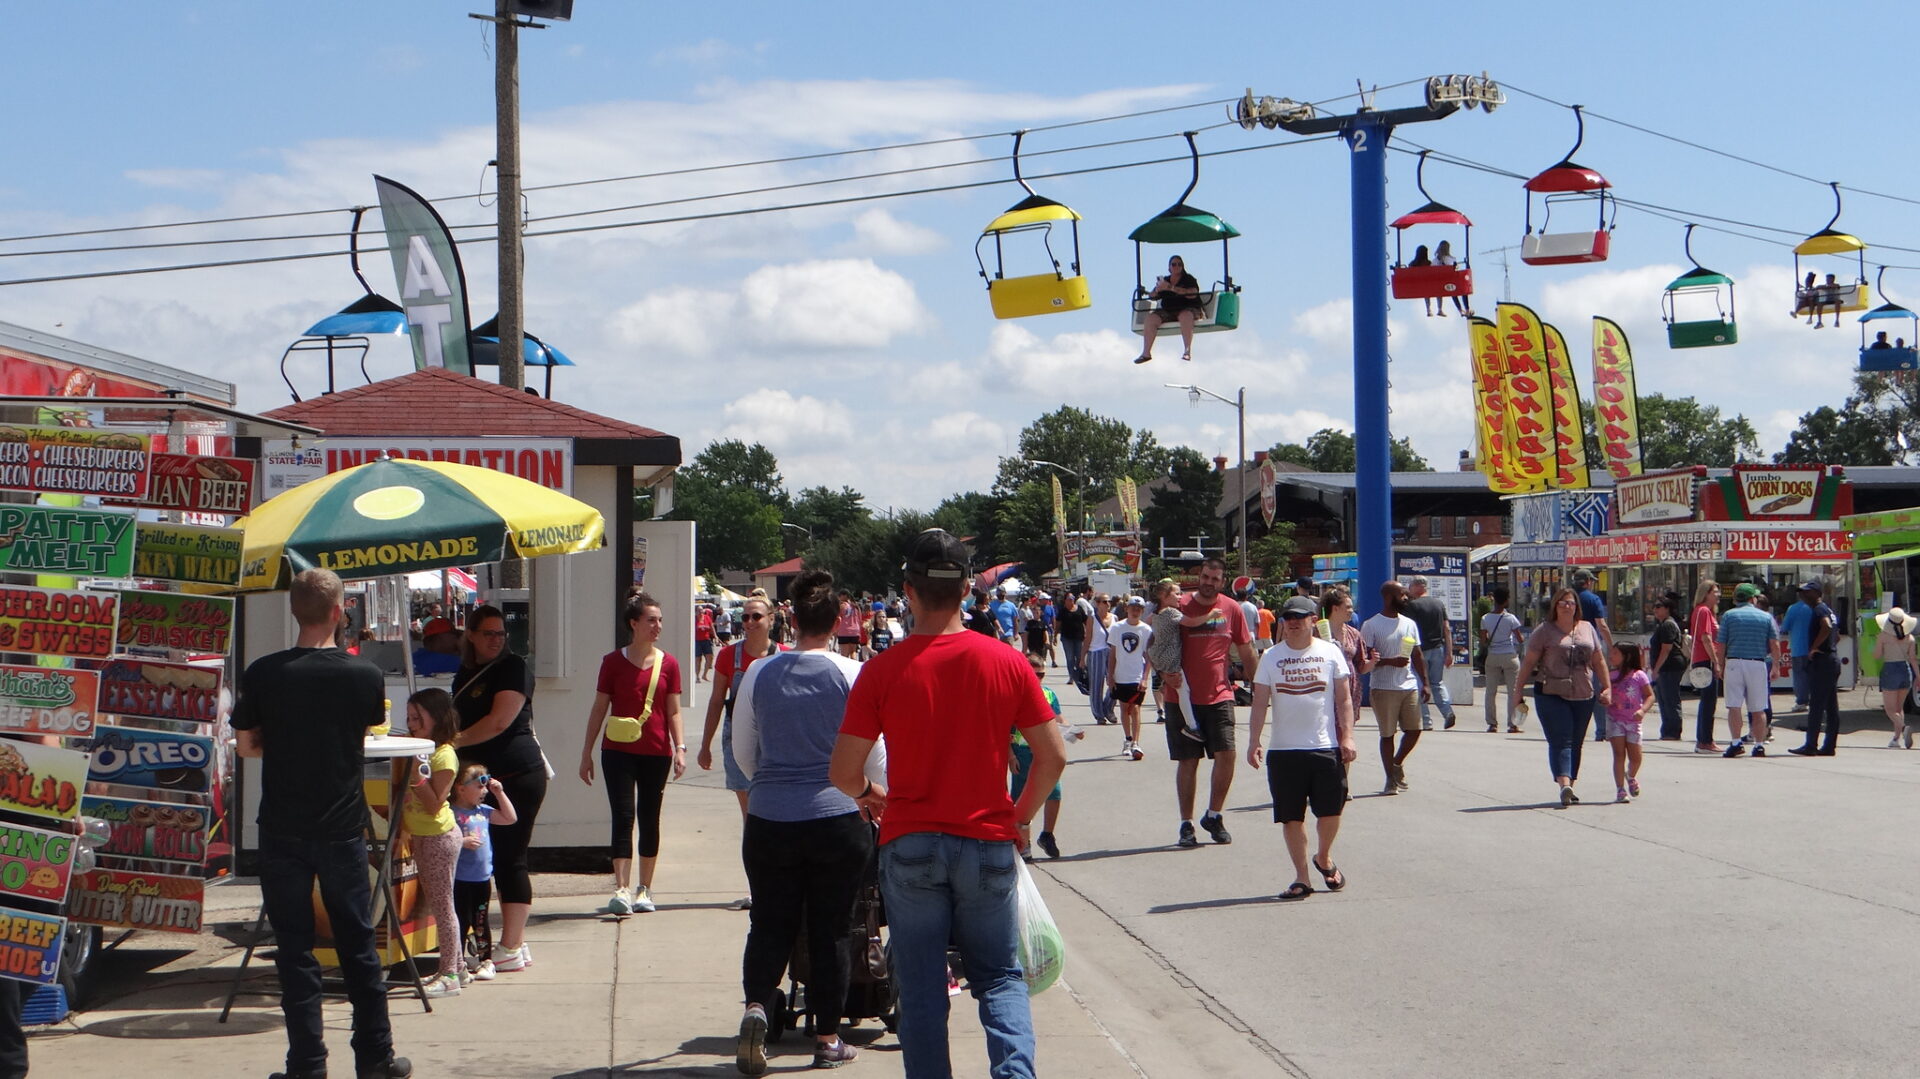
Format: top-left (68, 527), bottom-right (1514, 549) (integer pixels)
top-left (471, 959), bottom-right (496, 981)
top-left (607, 888), bottom-right (633, 915)
top-left (518, 943), bottom-right (533, 966)
top-left (457, 967), bottom-right (474, 987)
top-left (492, 947), bottom-right (528, 973)
top-left (631, 886), bottom-right (656, 913)
top-left (1129, 742), bottom-right (1144, 761)
top-left (1892, 736), bottom-right (1904, 749)
top-left (421, 974), bottom-right (461, 998)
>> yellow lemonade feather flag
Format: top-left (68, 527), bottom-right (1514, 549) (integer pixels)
top-left (1494, 302), bottom-right (1553, 491)
top-left (1467, 317), bottom-right (1528, 494)
top-left (1591, 317), bottom-right (1644, 479)
top-left (1542, 321), bottom-right (1591, 489)
top-left (1051, 474), bottom-right (1066, 544)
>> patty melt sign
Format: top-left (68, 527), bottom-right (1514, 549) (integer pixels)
top-left (0, 505), bottom-right (136, 577)
top-left (0, 425), bottom-right (150, 499)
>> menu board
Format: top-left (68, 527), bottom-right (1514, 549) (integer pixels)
top-left (0, 505), bottom-right (136, 577)
top-left (0, 585), bottom-right (117, 660)
top-left (113, 591), bottom-right (233, 655)
top-left (81, 795), bottom-right (208, 868)
top-left (133, 522), bottom-right (242, 588)
top-left (0, 425), bottom-right (150, 500)
top-left (0, 909), bottom-right (65, 985)
top-left (0, 739), bottom-right (87, 824)
top-left (96, 659), bottom-right (222, 725)
top-left (0, 822), bottom-right (78, 905)
top-left (0, 665), bottom-right (99, 737)
top-left (86, 727), bottom-right (214, 795)
top-left (111, 452), bottom-right (254, 516)
top-left (68, 870), bottom-right (204, 934)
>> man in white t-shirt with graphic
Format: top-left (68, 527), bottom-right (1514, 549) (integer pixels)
top-left (1247, 596), bottom-right (1356, 901)
top-left (1106, 597), bottom-right (1154, 761)
top-left (1358, 580), bottom-right (1429, 795)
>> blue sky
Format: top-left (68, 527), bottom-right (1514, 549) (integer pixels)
top-left (4, 2), bottom-right (1916, 510)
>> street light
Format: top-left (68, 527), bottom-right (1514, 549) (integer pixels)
top-left (1025, 458), bottom-right (1085, 573)
top-left (779, 522), bottom-right (813, 540)
top-left (1167, 383), bottom-right (1247, 576)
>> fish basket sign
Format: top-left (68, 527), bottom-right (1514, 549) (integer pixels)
top-left (0, 909), bottom-right (65, 985)
top-left (0, 821), bottom-right (77, 904)
top-left (0, 585), bottom-right (117, 661)
top-left (0, 739), bottom-right (87, 824)
top-left (67, 869), bottom-right (204, 934)
top-left (0, 505), bottom-right (135, 577)
top-left (108, 452), bottom-right (255, 516)
top-left (96, 659), bottom-right (222, 725)
top-left (0, 425), bottom-right (150, 500)
top-left (87, 726), bottom-right (214, 794)
top-left (0, 665), bottom-right (99, 737)
top-left (133, 522), bottom-right (242, 588)
top-left (113, 591), bottom-right (233, 655)
top-left (81, 795), bottom-right (208, 869)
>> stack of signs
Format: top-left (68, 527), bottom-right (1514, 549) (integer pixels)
top-left (0, 739), bottom-right (88, 985)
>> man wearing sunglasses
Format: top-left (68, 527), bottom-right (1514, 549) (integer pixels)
top-left (1247, 596), bottom-right (1357, 902)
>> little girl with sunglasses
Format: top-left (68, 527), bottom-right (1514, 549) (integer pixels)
top-left (449, 761), bottom-right (517, 980)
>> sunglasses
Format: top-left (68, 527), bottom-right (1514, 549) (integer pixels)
top-left (1280, 612), bottom-right (1313, 621)
top-left (743, 613), bottom-right (766, 622)
top-left (464, 774), bottom-right (491, 786)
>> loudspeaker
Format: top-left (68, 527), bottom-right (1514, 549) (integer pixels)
top-left (508, 0), bottom-right (572, 21)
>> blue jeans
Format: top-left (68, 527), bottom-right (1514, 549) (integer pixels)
top-left (1692, 661), bottom-right (1720, 745)
top-left (1653, 667), bottom-right (1684, 740)
top-left (880, 833), bottom-right (1035, 1079)
top-left (1790, 654), bottom-right (1809, 709)
top-left (1086, 649), bottom-right (1113, 722)
top-left (1418, 646), bottom-right (1454, 724)
top-left (257, 831), bottom-right (393, 1076)
top-left (1061, 635), bottom-right (1085, 692)
top-left (1533, 690), bottom-right (1594, 783)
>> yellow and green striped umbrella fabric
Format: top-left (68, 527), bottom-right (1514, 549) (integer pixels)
top-left (236, 456), bottom-right (604, 591)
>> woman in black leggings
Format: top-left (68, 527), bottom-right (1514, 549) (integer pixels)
top-left (454, 604), bottom-right (549, 973)
top-left (580, 591), bottom-right (685, 915)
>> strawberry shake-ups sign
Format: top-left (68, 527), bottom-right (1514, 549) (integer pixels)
top-left (0, 585), bottom-right (116, 660)
top-left (0, 424), bottom-right (150, 499)
top-left (111, 452), bottom-right (255, 516)
top-left (68, 870), bottom-right (204, 934)
top-left (0, 665), bottom-right (98, 736)
top-left (0, 821), bottom-right (78, 904)
top-left (113, 591), bottom-right (234, 655)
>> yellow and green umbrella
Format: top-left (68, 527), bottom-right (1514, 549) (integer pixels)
top-left (236, 456), bottom-right (604, 592)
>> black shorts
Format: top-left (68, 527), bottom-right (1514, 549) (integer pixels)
top-left (1113, 682), bottom-right (1146, 706)
top-left (836, 636), bottom-right (860, 647)
top-left (1165, 700), bottom-right (1235, 760)
top-left (1266, 749), bottom-right (1347, 822)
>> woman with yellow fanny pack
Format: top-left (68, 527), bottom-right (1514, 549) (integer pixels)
top-left (580, 590), bottom-right (684, 916)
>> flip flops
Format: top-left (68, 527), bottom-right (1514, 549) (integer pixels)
top-left (1278, 882), bottom-right (1314, 901)
top-left (1312, 860), bottom-right (1345, 891)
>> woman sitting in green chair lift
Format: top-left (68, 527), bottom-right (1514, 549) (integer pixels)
top-left (1133, 255), bottom-right (1202, 364)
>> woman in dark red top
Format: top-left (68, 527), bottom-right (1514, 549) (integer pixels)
top-left (580, 591), bottom-right (684, 915)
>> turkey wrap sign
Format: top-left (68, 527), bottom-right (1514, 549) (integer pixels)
top-left (0, 821), bottom-right (78, 904)
top-left (132, 522), bottom-right (243, 588)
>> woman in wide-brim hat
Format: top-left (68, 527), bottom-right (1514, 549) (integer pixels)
top-left (1873, 607), bottom-right (1917, 748)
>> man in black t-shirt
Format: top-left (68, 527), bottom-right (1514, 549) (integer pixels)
top-left (1402, 576), bottom-right (1457, 730)
top-left (233, 569), bottom-right (411, 1079)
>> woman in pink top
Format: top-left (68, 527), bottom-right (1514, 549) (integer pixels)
top-left (1689, 580), bottom-right (1722, 753)
top-left (1320, 586), bottom-right (1371, 726)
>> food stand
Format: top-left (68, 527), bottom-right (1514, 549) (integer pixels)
top-left (1842, 506), bottom-right (1920, 679)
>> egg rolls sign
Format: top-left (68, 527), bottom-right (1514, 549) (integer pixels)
top-left (113, 591), bottom-right (233, 655)
top-left (0, 821), bottom-right (76, 904)
top-left (81, 795), bottom-right (207, 868)
top-left (0, 424), bottom-right (150, 500)
top-left (0, 505), bottom-right (135, 577)
top-left (68, 869), bottom-right (203, 934)
top-left (0, 585), bottom-right (117, 660)
top-left (0, 739), bottom-right (86, 824)
top-left (133, 522), bottom-right (242, 588)
top-left (0, 665), bottom-right (98, 736)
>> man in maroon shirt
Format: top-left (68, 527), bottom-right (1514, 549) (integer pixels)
top-left (1165, 558), bottom-right (1257, 848)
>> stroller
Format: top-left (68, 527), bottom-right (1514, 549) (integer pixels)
top-left (768, 829), bottom-right (898, 1040)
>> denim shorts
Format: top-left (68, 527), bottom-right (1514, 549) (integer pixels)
top-left (1883, 661), bottom-right (1913, 691)
top-left (720, 715), bottom-right (749, 791)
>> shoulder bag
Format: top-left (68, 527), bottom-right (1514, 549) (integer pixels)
top-left (605, 649), bottom-right (663, 744)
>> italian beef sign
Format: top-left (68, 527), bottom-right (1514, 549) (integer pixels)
top-left (109, 453), bottom-right (255, 515)
top-left (0, 425), bottom-right (149, 499)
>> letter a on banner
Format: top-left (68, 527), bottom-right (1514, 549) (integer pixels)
top-left (1541, 322), bottom-right (1591, 489)
top-left (1467, 317), bottom-right (1528, 493)
top-left (1494, 302), bottom-right (1553, 491)
top-left (375, 174), bottom-right (473, 374)
top-left (1590, 317), bottom-right (1644, 479)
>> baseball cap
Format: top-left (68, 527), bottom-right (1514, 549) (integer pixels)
top-left (1734, 583), bottom-right (1761, 602)
top-left (1124, 595), bottom-right (1146, 608)
top-left (1280, 596), bottom-right (1318, 618)
top-left (901, 528), bottom-right (970, 579)
top-left (421, 617), bottom-right (455, 637)
top-left (1799, 578), bottom-right (1824, 594)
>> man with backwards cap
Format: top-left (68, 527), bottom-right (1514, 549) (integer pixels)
top-left (1790, 578), bottom-right (1844, 756)
top-left (831, 529), bottom-right (1065, 1079)
top-left (1247, 595), bottom-right (1357, 901)
top-left (412, 617), bottom-right (462, 676)
top-left (1715, 583), bottom-right (1776, 757)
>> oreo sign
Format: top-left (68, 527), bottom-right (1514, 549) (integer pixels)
top-left (86, 727), bottom-right (213, 794)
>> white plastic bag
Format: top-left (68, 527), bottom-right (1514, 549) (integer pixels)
top-left (1013, 857), bottom-right (1065, 995)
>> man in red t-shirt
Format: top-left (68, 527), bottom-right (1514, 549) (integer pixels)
top-left (832, 529), bottom-right (1064, 1079)
top-left (1164, 558), bottom-right (1256, 848)
top-left (694, 604), bottom-right (716, 683)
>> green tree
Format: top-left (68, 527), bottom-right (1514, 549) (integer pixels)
top-left (991, 406), bottom-right (1173, 502)
top-left (668, 440), bottom-right (787, 575)
top-left (1243, 522), bottom-right (1298, 581)
top-left (1577, 393), bottom-right (1759, 470)
top-left (787, 485), bottom-right (871, 547)
top-left (991, 481), bottom-right (1060, 575)
top-left (1142, 447), bottom-right (1224, 559)
top-left (929, 490), bottom-right (1002, 563)
top-left (1266, 428), bottom-right (1431, 472)
top-left (1775, 401), bottom-right (1901, 465)
top-left (804, 511), bottom-right (936, 597)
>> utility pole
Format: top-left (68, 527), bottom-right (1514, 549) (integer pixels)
top-left (1235, 75), bottom-right (1502, 615)
top-left (494, 0), bottom-right (525, 392)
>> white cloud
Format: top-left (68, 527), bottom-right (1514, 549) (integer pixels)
top-left (1292, 299), bottom-right (1352, 343)
top-left (848, 209), bottom-right (944, 255)
top-left (737, 259), bottom-right (931, 349)
top-left (719, 388), bottom-right (855, 448)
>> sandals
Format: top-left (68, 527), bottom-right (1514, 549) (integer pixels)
top-left (1133, 354), bottom-right (1153, 365)
top-left (1277, 881), bottom-right (1314, 902)
top-left (1181, 349), bottom-right (1192, 362)
top-left (1312, 859), bottom-right (1346, 891)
